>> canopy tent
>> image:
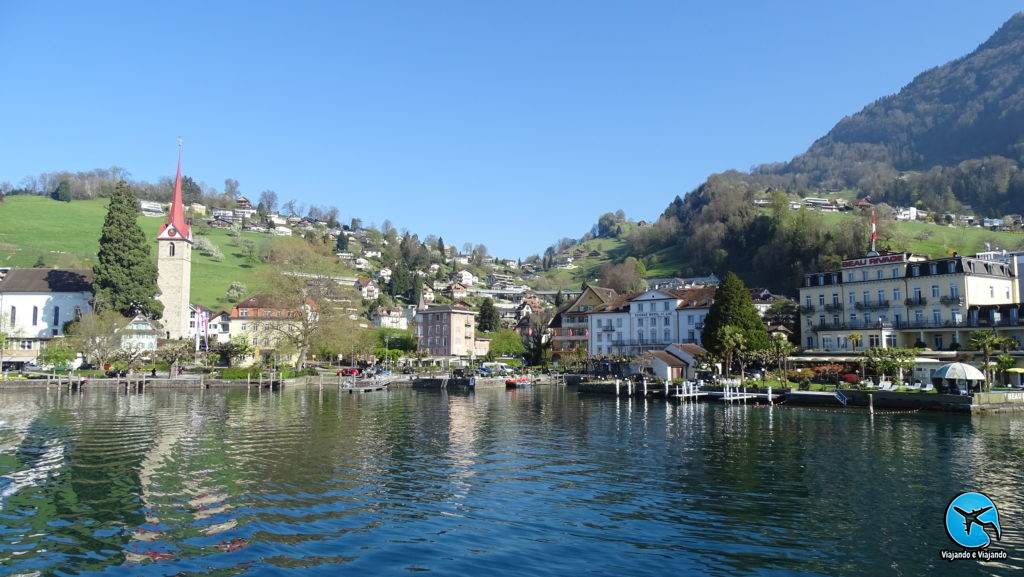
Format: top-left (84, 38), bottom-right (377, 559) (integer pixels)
top-left (931, 362), bottom-right (986, 394)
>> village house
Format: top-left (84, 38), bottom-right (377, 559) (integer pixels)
top-left (355, 278), bottom-right (380, 300)
top-left (371, 306), bottom-right (408, 330)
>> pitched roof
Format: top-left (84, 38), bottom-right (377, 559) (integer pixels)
top-left (672, 343), bottom-right (708, 358)
top-left (0, 268), bottom-right (93, 293)
top-left (651, 350), bottom-right (689, 367)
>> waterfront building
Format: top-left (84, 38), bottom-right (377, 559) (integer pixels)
top-left (585, 286), bottom-right (717, 356)
top-left (155, 141), bottom-right (193, 340)
top-left (415, 302), bottom-right (489, 363)
top-left (0, 268), bottom-right (92, 369)
top-left (227, 293), bottom-right (315, 366)
top-left (799, 251), bottom-right (1018, 352)
top-left (550, 285), bottom-right (618, 361)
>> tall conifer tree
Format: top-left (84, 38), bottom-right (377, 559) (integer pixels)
top-left (92, 180), bottom-right (163, 318)
top-left (701, 272), bottom-right (769, 357)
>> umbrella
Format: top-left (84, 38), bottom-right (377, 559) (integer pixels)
top-left (931, 362), bottom-right (985, 381)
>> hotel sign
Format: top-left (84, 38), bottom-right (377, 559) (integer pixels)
top-left (841, 254), bottom-right (907, 268)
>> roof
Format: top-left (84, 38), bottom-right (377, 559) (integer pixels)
top-left (0, 268), bottom-right (93, 293)
top-left (651, 350), bottom-right (689, 367)
top-left (672, 343), bottom-right (708, 358)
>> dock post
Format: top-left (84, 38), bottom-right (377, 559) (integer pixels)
top-left (868, 393), bottom-right (874, 414)
top-left (768, 386), bottom-right (773, 405)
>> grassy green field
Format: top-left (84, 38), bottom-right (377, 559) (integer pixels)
top-left (0, 196), bottom-right (281, 309)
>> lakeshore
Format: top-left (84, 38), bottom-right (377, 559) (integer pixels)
top-left (1, 384), bottom-right (1021, 576)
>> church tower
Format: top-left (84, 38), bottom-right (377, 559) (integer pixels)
top-left (156, 139), bottom-right (193, 340)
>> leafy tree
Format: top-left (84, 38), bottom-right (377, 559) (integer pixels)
top-left (862, 347), bottom-right (918, 387)
top-left (36, 339), bottom-right (77, 370)
top-left (225, 281), bottom-right (247, 303)
top-left (155, 340), bottom-right (194, 377)
top-left (258, 189), bottom-right (277, 212)
top-left (488, 328), bottom-right (527, 357)
top-left (65, 310), bottom-right (126, 368)
top-left (702, 272), bottom-right (770, 359)
top-left (181, 176), bottom-right (202, 206)
top-left (211, 335), bottom-right (254, 367)
top-left (92, 181), bottom-right (163, 318)
top-left (478, 298), bottom-right (499, 332)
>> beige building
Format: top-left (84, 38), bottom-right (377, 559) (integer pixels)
top-left (799, 251), bottom-right (1018, 352)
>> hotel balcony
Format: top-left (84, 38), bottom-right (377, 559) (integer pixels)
top-left (854, 300), bottom-right (889, 311)
top-left (939, 295), bottom-right (965, 306)
top-left (904, 297), bottom-right (928, 307)
top-left (823, 303), bottom-right (844, 312)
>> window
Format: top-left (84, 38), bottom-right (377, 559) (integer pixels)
top-left (53, 306), bottom-right (60, 327)
top-left (832, 293), bottom-right (839, 305)
top-left (876, 269), bottom-right (883, 280)
top-left (892, 268), bottom-right (900, 278)
top-left (930, 263), bottom-right (938, 274)
top-left (616, 318), bottom-right (622, 328)
top-left (931, 285), bottom-right (939, 298)
top-left (169, 243), bottom-right (176, 257)
top-left (19, 340), bottom-right (32, 350)
top-left (637, 303), bottom-right (644, 312)
top-left (893, 287), bottom-right (902, 302)
top-left (806, 296), bottom-right (812, 307)
top-left (913, 287), bottom-right (922, 300)
top-left (663, 317), bottom-right (670, 327)
top-left (990, 286), bottom-right (995, 298)
top-left (239, 310), bottom-right (249, 317)
top-left (861, 271), bottom-right (868, 281)
top-left (664, 328), bottom-right (671, 341)
top-left (933, 309), bottom-right (942, 325)
top-left (868, 335), bottom-right (881, 347)
top-left (819, 294), bottom-right (825, 306)
top-left (807, 336), bottom-right (814, 348)
top-left (935, 335), bottom-right (944, 349)
top-left (948, 261), bottom-right (956, 273)
top-left (32, 306), bottom-right (38, 326)
top-left (847, 272), bottom-right (854, 282)
top-left (252, 337), bottom-right (258, 346)
top-left (911, 266), bottom-right (920, 277)
top-left (950, 285), bottom-right (959, 298)
top-left (662, 302), bottom-right (669, 311)
top-left (848, 292), bottom-right (855, 304)
top-left (877, 289), bottom-right (885, 303)
top-left (9, 306), bottom-right (15, 324)
top-left (862, 291), bottom-right (870, 304)
top-left (638, 318), bottom-right (644, 328)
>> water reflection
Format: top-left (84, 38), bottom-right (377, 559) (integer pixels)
top-left (0, 385), bottom-right (1022, 575)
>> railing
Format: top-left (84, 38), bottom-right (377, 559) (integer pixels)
top-left (854, 300), bottom-right (889, 311)
top-left (939, 295), bottom-right (965, 306)
top-left (800, 305), bottom-right (816, 314)
top-left (904, 297), bottom-right (928, 307)
top-left (811, 321), bottom-right (895, 333)
top-left (601, 326), bottom-right (616, 332)
top-left (895, 318), bottom-right (1022, 329)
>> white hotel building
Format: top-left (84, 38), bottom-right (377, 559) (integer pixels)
top-left (799, 251), bottom-right (1018, 352)
top-left (585, 287), bottom-right (716, 356)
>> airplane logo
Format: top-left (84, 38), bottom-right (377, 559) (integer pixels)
top-left (946, 492), bottom-right (1002, 549)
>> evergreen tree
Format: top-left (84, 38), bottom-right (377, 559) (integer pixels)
top-left (336, 232), bottom-right (349, 252)
top-left (701, 272), bottom-right (769, 359)
top-left (92, 180), bottom-right (163, 318)
top-left (478, 298), bottom-right (499, 332)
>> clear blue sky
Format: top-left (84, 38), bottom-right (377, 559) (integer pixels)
top-left (2, 2), bottom-right (1021, 259)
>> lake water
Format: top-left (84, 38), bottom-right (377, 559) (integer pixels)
top-left (1, 384), bottom-right (1022, 576)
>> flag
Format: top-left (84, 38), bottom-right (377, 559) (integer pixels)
top-left (871, 211), bottom-right (877, 249)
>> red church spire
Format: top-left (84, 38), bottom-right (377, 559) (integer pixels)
top-left (157, 137), bottom-right (192, 242)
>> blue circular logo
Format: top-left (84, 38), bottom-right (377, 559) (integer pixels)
top-left (945, 492), bottom-right (1002, 549)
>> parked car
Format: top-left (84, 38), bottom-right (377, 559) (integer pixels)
top-left (402, 367), bottom-right (414, 374)
top-left (377, 370), bottom-right (392, 376)
top-left (338, 368), bottom-right (361, 376)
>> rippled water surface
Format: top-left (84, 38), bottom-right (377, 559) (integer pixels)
top-left (1, 384), bottom-right (1023, 576)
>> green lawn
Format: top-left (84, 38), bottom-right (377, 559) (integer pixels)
top-left (0, 196), bottom-right (284, 309)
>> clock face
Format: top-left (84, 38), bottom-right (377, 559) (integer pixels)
top-left (168, 228), bottom-right (177, 237)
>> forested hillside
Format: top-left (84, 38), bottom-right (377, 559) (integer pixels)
top-left (602, 12), bottom-right (1024, 294)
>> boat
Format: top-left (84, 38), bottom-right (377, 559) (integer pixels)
top-left (505, 377), bottom-right (532, 389)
